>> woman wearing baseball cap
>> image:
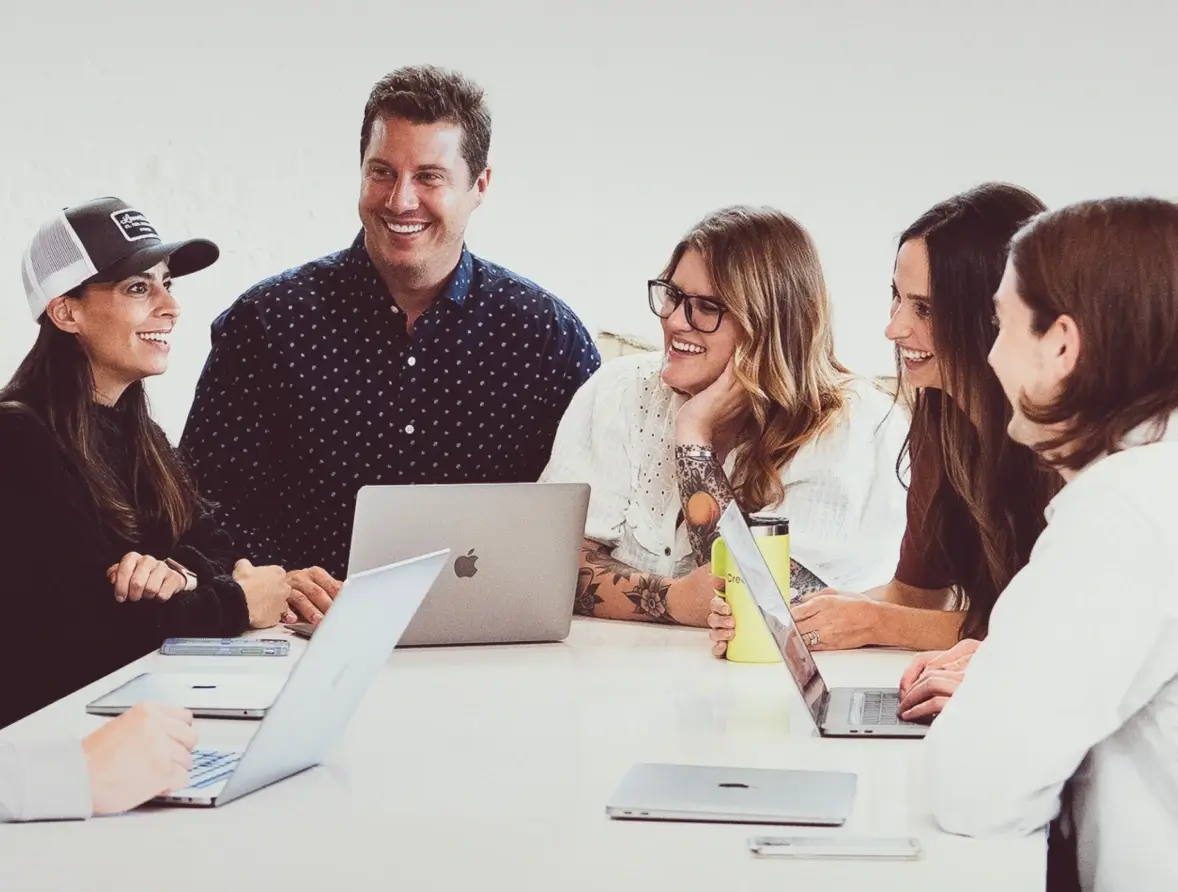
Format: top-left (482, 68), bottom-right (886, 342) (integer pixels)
top-left (0, 197), bottom-right (294, 738)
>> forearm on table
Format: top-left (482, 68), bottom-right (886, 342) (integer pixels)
top-left (152, 579), bottom-right (251, 639)
top-left (872, 602), bottom-right (965, 651)
top-left (865, 579), bottom-right (955, 611)
top-left (576, 542), bottom-right (692, 625)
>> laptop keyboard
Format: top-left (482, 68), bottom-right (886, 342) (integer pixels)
top-left (850, 691), bottom-right (902, 726)
top-left (187, 749), bottom-right (242, 789)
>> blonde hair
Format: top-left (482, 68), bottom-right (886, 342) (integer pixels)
top-left (662, 206), bottom-right (850, 511)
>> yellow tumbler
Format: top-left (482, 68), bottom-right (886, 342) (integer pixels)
top-left (712, 514), bottom-right (792, 663)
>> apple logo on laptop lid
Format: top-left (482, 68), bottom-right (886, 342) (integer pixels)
top-left (454, 549), bottom-right (479, 578)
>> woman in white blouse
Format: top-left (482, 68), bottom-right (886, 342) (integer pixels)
top-left (540, 206), bottom-right (909, 627)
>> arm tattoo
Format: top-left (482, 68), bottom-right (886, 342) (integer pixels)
top-left (789, 559), bottom-right (828, 600)
top-left (574, 565), bottom-right (604, 616)
top-left (675, 444), bottom-right (739, 566)
top-left (576, 546), bottom-right (677, 624)
top-left (624, 575), bottom-right (674, 623)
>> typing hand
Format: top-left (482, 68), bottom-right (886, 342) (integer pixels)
top-left (82, 702), bottom-right (197, 815)
top-left (107, 552), bottom-right (188, 603)
top-left (285, 566), bottom-right (344, 625)
top-left (232, 560), bottom-right (294, 629)
top-left (897, 638), bottom-right (980, 720)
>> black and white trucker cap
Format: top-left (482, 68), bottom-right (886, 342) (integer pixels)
top-left (20, 196), bottom-right (219, 321)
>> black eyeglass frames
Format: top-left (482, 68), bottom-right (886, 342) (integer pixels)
top-left (647, 279), bottom-right (727, 334)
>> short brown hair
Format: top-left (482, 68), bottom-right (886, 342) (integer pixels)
top-left (1010, 197), bottom-right (1178, 470)
top-left (360, 64), bottom-right (491, 185)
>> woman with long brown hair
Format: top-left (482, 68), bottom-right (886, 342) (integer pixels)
top-left (540, 205), bottom-right (909, 627)
top-left (708, 183), bottom-right (1059, 655)
top-left (0, 197), bottom-right (294, 729)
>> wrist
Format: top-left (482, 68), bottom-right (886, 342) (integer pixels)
top-left (868, 600), bottom-right (918, 649)
top-left (872, 601), bottom-right (957, 651)
top-left (164, 558), bottom-right (197, 591)
top-left (665, 577), bottom-right (709, 628)
top-left (675, 424), bottom-right (713, 447)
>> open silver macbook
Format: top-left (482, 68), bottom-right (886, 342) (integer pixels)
top-left (297, 482), bottom-right (590, 647)
top-left (86, 672), bottom-right (285, 719)
top-left (150, 550), bottom-right (448, 808)
top-left (605, 762), bottom-right (857, 826)
top-left (718, 502), bottom-right (928, 738)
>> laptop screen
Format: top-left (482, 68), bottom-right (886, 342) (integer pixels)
top-left (717, 501), bottom-right (828, 724)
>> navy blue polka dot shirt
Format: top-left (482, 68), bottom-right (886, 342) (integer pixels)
top-left (180, 233), bottom-right (600, 578)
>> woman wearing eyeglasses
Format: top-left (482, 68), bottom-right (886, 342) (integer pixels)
top-left (539, 206), bottom-right (909, 627)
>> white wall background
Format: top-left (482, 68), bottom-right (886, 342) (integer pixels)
top-left (1, 0), bottom-right (1175, 440)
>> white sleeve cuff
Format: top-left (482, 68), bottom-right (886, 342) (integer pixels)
top-left (0, 738), bottom-right (93, 822)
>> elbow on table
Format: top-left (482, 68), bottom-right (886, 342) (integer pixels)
top-left (929, 762), bottom-right (1048, 839)
top-left (923, 730), bottom-right (1046, 834)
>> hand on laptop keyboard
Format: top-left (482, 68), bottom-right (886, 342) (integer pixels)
top-left (898, 639), bottom-right (980, 721)
top-left (81, 702), bottom-right (197, 814)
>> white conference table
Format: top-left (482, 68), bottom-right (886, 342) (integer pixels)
top-left (0, 618), bottom-right (1044, 891)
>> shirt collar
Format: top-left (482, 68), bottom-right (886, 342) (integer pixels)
top-left (439, 245), bottom-right (474, 307)
top-left (1044, 408), bottom-right (1178, 521)
top-left (346, 231), bottom-right (474, 308)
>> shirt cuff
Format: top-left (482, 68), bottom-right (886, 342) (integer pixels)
top-left (3, 739), bottom-right (93, 822)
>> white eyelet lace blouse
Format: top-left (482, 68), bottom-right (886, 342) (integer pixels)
top-left (539, 352), bottom-right (910, 590)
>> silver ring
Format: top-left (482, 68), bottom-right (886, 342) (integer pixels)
top-left (804, 630), bottom-right (820, 647)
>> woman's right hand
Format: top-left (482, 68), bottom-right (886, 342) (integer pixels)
top-left (706, 591), bottom-right (734, 657)
top-left (232, 559), bottom-right (294, 628)
top-left (897, 638), bottom-right (981, 720)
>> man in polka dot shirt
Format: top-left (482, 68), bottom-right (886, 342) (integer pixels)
top-left (180, 65), bottom-right (600, 621)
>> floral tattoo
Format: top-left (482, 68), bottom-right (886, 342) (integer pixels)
top-left (576, 547), bottom-right (677, 623)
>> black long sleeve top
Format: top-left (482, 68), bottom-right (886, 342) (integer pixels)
top-left (0, 399), bottom-right (249, 729)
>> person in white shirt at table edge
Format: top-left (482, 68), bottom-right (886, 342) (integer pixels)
top-left (1, 703), bottom-right (197, 823)
top-left (540, 205), bottom-right (908, 627)
top-left (901, 197), bottom-right (1178, 892)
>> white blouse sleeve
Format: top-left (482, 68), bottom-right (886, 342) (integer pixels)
top-left (769, 379), bottom-right (909, 592)
top-left (539, 359), bottom-right (639, 547)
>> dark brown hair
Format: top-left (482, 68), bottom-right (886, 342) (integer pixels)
top-left (898, 183), bottom-right (1061, 640)
top-left (0, 311), bottom-right (199, 545)
top-left (1009, 197), bottom-right (1178, 471)
top-left (360, 64), bottom-right (491, 186)
top-left (662, 206), bottom-right (851, 513)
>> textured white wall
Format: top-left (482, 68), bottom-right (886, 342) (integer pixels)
top-left (2, 0), bottom-right (1175, 439)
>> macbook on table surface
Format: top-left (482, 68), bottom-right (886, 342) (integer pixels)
top-left (605, 762), bottom-right (858, 826)
top-left (149, 549), bottom-right (448, 807)
top-left (288, 482), bottom-right (590, 647)
top-left (86, 671), bottom-right (285, 720)
top-left (717, 502), bottom-right (929, 739)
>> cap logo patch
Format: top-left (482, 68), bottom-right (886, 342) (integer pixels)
top-left (110, 209), bottom-right (159, 242)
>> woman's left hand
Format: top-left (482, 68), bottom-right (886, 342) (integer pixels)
top-left (106, 552), bottom-right (187, 603)
top-left (675, 359), bottom-right (745, 444)
top-left (790, 589), bottom-right (881, 651)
